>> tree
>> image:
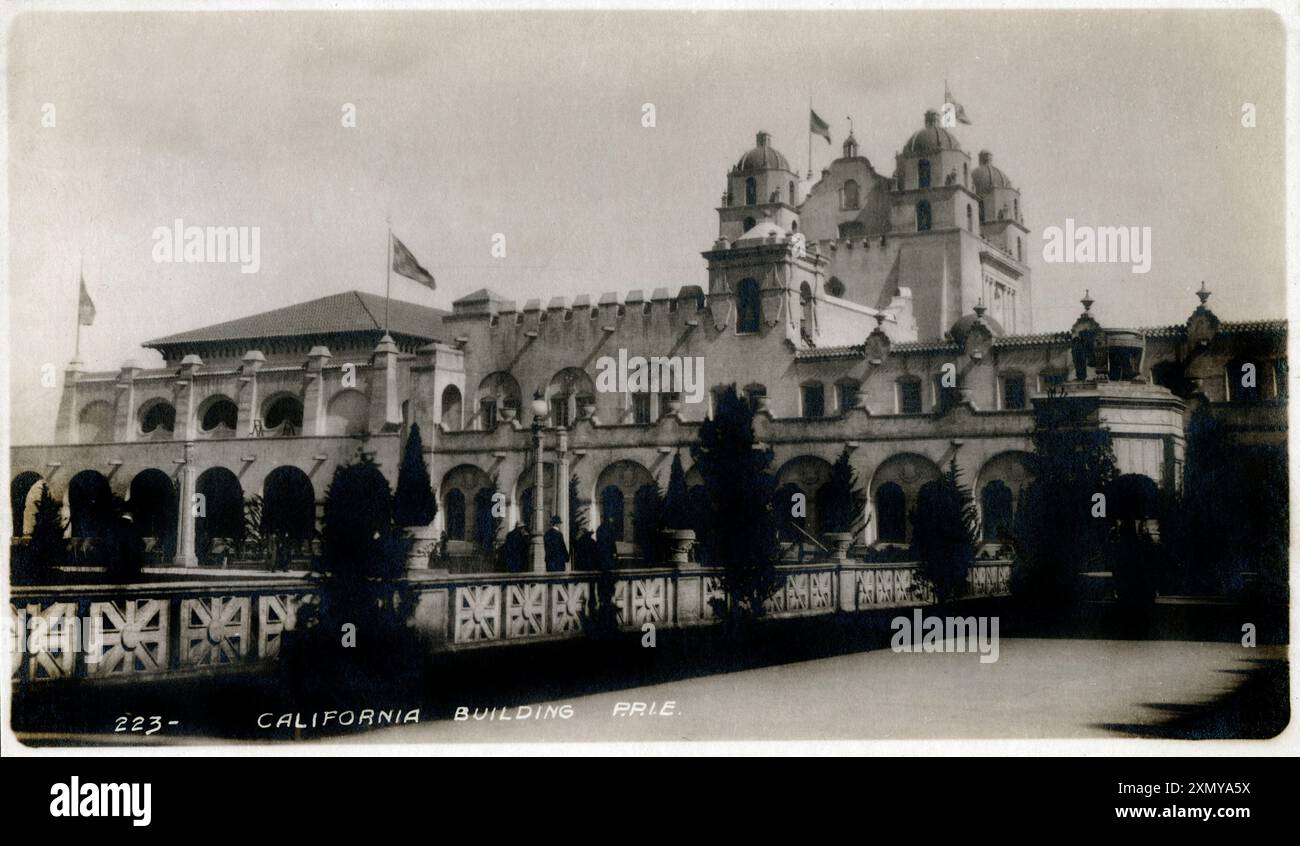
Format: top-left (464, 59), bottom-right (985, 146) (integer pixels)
top-left (632, 483), bottom-right (664, 564)
top-left (910, 458), bottom-right (979, 605)
top-left (28, 486), bottom-right (66, 575)
top-left (820, 447), bottom-right (866, 535)
top-left (689, 384), bottom-right (780, 628)
top-left (320, 455), bottom-right (400, 581)
top-left (1009, 395), bottom-right (1119, 615)
top-left (568, 474), bottom-right (588, 537)
top-left (393, 423), bottom-right (436, 527)
top-left (662, 453), bottom-right (691, 531)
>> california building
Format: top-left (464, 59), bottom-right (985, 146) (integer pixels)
top-left (8, 110), bottom-right (1288, 573)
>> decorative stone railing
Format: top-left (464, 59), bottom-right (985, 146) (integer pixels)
top-left (11, 561), bottom-right (1012, 684)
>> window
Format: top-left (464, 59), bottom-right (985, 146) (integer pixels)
top-left (141, 401), bottom-right (176, 434)
top-left (1227, 359), bottom-right (1263, 402)
top-left (479, 398), bottom-right (497, 431)
top-left (918, 159), bottom-right (931, 189)
top-left (898, 379), bottom-right (922, 414)
top-left (966, 205), bottom-right (973, 232)
top-left (1002, 374), bottom-right (1026, 410)
top-left (1014, 198), bottom-right (1020, 220)
top-left (744, 384), bottom-right (767, 413)
top-left (916, 201), bottom-right (932, 232)
top-left (801, 382), bottom-right (825, 418)
top-left (842, 179), bottom-right (860, 210)
top-left (981, 481), bottom-right (1013, 542)
top-left (963, 162), bottom-right (969, 186)
top-left (631, 392), bottom-right (652, 424)
top-left (978, 199), bottom-right (985, 222)
top-left (826, 276), bottom-right (845, 297)
top-left (201, 398), bottom-right (238, 432)
top-left (600, 486), bottom-right (626, 542)
top-left (789, 181), bottom-right (796, 205)
top-left (743, 216), bottom-right (756, 232)
top-left (659, 392), bottom-right (680, 419)
top-left (737, 278), bottom-right (762, 333)
top-left (263, 396), bottom-right (302, 433)
top-left (799, 281), bottom-right (812, 339)
top-left (837, 380), bottom-right (861, 413)
top-left (1017, 237), bottom-right (1023, 262)
top-left (550, 395), bottom-right (571, 428)
top-left (745, 177), bottom-right (757, 206)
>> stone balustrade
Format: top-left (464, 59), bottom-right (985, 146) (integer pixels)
top-left (10, 561), bottom-right (1012, 685)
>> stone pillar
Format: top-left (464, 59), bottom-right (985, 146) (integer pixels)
top-left (175, 354), bottom-right (202, 441)
top-left (113, 361), bottom-right (141, 442)
top-left (54, 359), bottom-right (83, 444)
top-left (237, 350), bottom-right (266, 435)
top-left (175, 441), bottom-right (198, 567)
top-left (530, 425), bottom-right (546, 573)
top-left (303, 345), bottom-right (332, 435)
top-left (369, 335), bottom-right (402, 434)
top-left (556, 428), bottom-right (571, 564)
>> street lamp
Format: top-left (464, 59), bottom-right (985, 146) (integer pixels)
top-left (529, 390), bottom-right (549, 572)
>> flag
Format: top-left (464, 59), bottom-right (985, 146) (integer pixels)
top-left (944, 84), bottom-right (972, 125)
top-left (809, 109), bottom-right (831, 144)
top-left (391, 234), bottom-right (436, 289)
top-left (78, 274), bottom-right (96, 326)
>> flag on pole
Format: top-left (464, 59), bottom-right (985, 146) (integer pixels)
top-left (391, 234), bottom-right (436, 289)
top-left (809, 109), bottom-right (832, 144)
top-left (78, 273), bottom-right (96, 326)
top-left (944, 83), bottom-right (972, 125)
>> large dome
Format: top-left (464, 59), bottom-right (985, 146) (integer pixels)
top-left (735, 131), bottom-right (790, 172)
top-left (903, 110), bottom-right (962, 155)
top-left (971, 151), bottom-right (1013, 193)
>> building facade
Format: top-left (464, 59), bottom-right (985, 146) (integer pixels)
top-left (8, 112), bottom-right (1288, 572)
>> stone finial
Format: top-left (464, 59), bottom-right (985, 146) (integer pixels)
top-left (372, 335), bottom-right (397, 355)
top-left (973, 300), bottom-right (987, 319)
top-left (1196, 281), bottom-right (1211, 306)
top-left (1081, 290), bottom-right (1094, 314)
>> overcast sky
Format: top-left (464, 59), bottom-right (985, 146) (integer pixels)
top-left (5, 8), bottom-right (1287, 442)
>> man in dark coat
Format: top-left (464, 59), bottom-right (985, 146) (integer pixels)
top-left (502, 523), bottom-right (528, 573)
top-left (543, 515), bottom-right (569, 572)
top-left (573, 529), bottom-right (598, 571)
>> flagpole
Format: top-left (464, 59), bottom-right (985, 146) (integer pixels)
top-left (384, 223), bottom-right (392, 335)
top-left (807, 97), bottom-right (813, 181)
top-left (75, 252), bottom-right (83, 360)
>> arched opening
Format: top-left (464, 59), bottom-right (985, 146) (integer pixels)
top-left (128, 469), bottom-right (178, 562)
top-left (262, 466), bottom-right (316, 557)
top-left (516, 462), bottom-right (559, 537)
top-left (546, 367), bottom-right (596, 429)
top-left (199, 396), bottom-right (238, 434)
top-left (789, 180), bottom-right (796, 205)
top-left (325, 389), bottom-right (368, 436)
top-left (10, 471), bottom-right (42, 536)
top-left (1226, 357), bottom-right (1265, 402)
top-left (875, 483), bottom-right (907, 543)
top-left (476, 371), bottom-right (521, 430)
top-left (842, 179), bottom-right (860, 210)
top-left (870, 453), bottom-right (941, 544)
top-left (826, 276), bottom-right (845, 298)
top-left (981, 480), bottom-right (1013, 542)
top-left (79, 401), bottom-right (115, 443)
top-left (966, 205), bottom-right (973, 232)
top-left (68, 469), bottom-right (114, 542)
top-left (918, 159), bottom-right (931, 189)
top-left (263, 395), bottom-right (303, 435)
top-left (775, 456), bottom-right (836, 541)
top-left (445, 489), bottom-right (467, 540)
top-left (745, 176), bottom-right (757, 206)
top-left (440, 385), bottom-right (463, 431)
top-left (595, 460), bottom-right (655, 547)
top-left (139, 400), bottom-right (176, 439)
top-left (915, 200), bottom-right (932, 232)
top-left (599, 486), bottom-right (626, 542)
top-left (737, 278), bottom-right (762, 333)
top-left (196, 467), bottom-right (244, 565)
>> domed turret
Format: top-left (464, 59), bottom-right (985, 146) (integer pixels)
top-left (971, 150), bottom-right (1013, 193)
top-left (735, 131), bottom-right (790, 173)
top-left (903, 110), bottom-right (962, 155)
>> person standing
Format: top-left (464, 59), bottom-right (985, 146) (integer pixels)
top-left (543, 515), bottom-right (569, 572)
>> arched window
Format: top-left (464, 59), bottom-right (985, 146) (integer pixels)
top-left (981, 480), bottom-right (1014, 542)
top-left (600, 485), bottom-right (626, 542)
top-left (918, 159), bottom-right (931, 189)
top-left (441, 385), bottom-right (463, 431)
top-left (916, 201), bottom-right (932, 232)
top-left (1017, 237), bottom-right (1023, 262)
top-left (140, 400), bottom-right (176, 436)
top-left (978, 199), bottom-right (985, 223)
top-left (876, 482), bottom-right (907, 542)
top-left (263, 395), bottom-right (303, 434)
top-left (963, 162), bottom-right (969, 186)
top-left (325, 389), bottom-right (368, 436)
top-left (745, 177), bottom-right (757, 206)
top-left (842, 179), bottom-right (860, 210)
top-left (10, 472), bottom-right (42, 536)
top-left (1227, 358), bottom-right (1264, 402)
top-left (200, 397), bottom-right (238, 433)
top-left (788, 180), bottom-right (796, 205)
top-left (966, 205), bottom-right (973, 232)
top-left (1014, 198), bottom-right (1020, 220)
top-left (79, 401), bottom-right (115, 443)
top-left (737, 278), bottom-right (762, 333)
top-left (445, 489), bottom-right (467, 540)
top-left (825, 276), bottom-right (845, 297)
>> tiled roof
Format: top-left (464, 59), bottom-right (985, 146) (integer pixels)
top-left (145, 291), bottom-right (448, 348)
